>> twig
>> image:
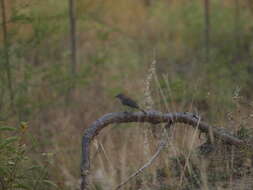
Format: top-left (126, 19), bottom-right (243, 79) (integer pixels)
top-left (114, 140), bottom-right (167, 190)
top-left (179, 116), bottom-right (201, 185)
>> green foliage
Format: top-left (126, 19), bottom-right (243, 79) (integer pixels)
top-left (1, 0), bottom-right (251, 122)
top-left (0, 125), bottom-right (57, 190)
top-left (146, 0), bottom-right (253, 119)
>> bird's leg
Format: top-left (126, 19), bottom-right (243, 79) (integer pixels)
top-left (124, 105), bottom-right (133, 113)
top-left (120, 105), bottom-right (131, 114)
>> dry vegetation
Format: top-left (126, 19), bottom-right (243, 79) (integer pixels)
top-left (1, 0), bottom-right (253, 190)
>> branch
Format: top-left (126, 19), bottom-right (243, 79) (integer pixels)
top-left (114, 139), bottom-right (167, 190)
top-left (80, 110), bottom-right (246, 190)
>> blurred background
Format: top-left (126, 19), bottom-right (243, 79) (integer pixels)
top-left (1, 0), bottom-right (253, 189)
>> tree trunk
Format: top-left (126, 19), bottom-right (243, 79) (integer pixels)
top-left (203, 0), bottom-right (210, 64)
top-left (66, 0), bottom-right (77, 103)
top-left (69, 0), bottom-right (77, 79)
top-left (234, 0), bottom-right (241, 61)
top-left (0, 0), bottom-right (14, 110)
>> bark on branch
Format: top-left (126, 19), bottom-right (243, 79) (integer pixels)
top-left (80, 110), bottom-right (246, 190)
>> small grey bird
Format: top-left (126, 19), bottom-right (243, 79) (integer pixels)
top-left (116, 93), bottom-right (146, 114)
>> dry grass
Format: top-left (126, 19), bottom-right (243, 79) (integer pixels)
top-left (3, 1), bottom-right (252, 189)
top-left (24, 60), bottom-right (253, 190)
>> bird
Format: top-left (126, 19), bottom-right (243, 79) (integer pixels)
top-left (115, 93), bottom-right (146, 114)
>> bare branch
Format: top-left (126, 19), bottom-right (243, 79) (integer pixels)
top-left (80, 110), bottom-right (246, 190)
top-left (114, 140), bottom-right (167, 190)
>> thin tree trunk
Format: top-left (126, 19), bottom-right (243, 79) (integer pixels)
top-left (203, 0), bottom-right (210, 64)
top-left (234, 0), bottom-right (241, 60)
top-left (247, 0), bottom-right (253, 13)
top-left (66, 0), bottom-right (77, 104)
top-left (68, 0), bottom-right (77, 88)
top-left (0, 0), bottom-right (14, 109)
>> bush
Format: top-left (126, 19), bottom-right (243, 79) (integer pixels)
top-left (0, 124), bottom-right (57, 190)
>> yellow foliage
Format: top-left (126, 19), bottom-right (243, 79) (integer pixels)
top-left (20, 121), bottom-right (28, 133)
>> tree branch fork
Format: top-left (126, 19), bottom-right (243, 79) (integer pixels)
top-left (80, 110), bottom-right (247, 190)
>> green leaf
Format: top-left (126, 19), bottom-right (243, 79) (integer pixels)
top-left (13, 183), bottom-right (30, 190)
top-left (0, 166), bottom-right (7, 176)
top-left (0, 136), bottom-right (19, 149)
top-left (43, 180), bottom-right (58, 188)
top-left (0, 126), bottom-right (16, 131)
top-left (27, 165), bottom-right (42, 171)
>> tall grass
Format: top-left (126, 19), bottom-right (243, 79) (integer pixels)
top-left (0, 0), bottom-right (253, 189)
